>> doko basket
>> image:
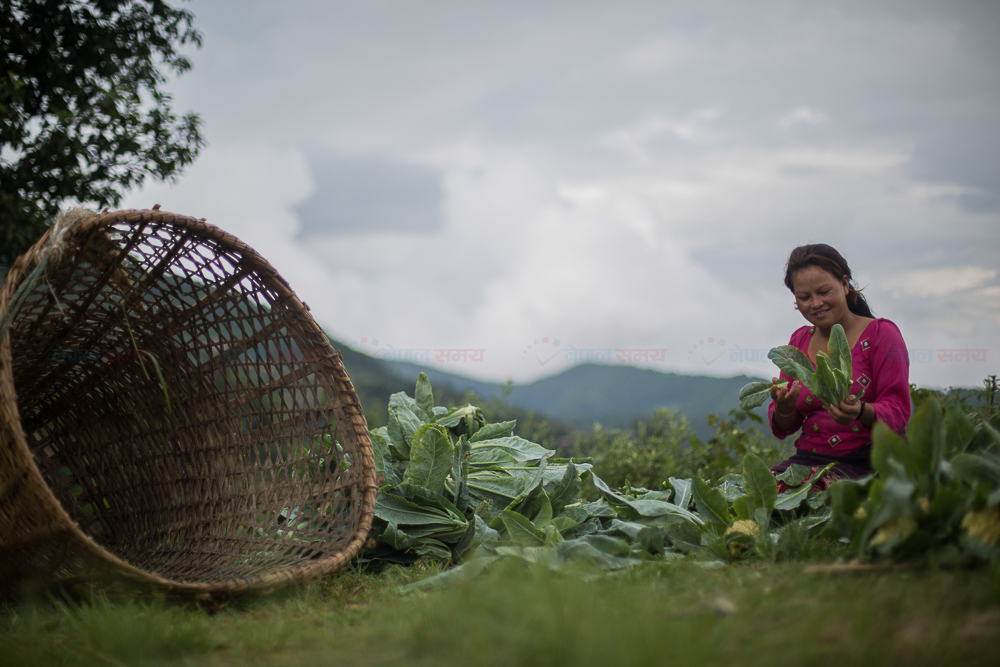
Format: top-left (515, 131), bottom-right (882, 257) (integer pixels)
top-left (0, 208), bottom-right (376, 600)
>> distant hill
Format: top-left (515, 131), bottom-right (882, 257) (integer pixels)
top-left (332, 339), bottom-right (767, 439)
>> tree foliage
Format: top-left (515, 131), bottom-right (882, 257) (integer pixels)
top-left (0, 0), bottom-right (204, 265)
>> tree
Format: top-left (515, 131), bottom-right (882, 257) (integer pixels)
top-left (0, 0), bottom-right (204, 266)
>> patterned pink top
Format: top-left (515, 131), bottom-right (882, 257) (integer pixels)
top-left (767, 318), bottom-right (911, 456)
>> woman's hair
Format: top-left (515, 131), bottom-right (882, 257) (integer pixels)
top-left (783, 244), bottom-right (874, 318)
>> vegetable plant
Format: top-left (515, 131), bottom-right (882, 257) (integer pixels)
top-left (738, 323), bottom-right (861, 411)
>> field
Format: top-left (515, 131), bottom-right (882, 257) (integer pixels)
top-left (2, 377), bottom-right (998, 666)
top-left (3, 558), bottom-right (1000, 666)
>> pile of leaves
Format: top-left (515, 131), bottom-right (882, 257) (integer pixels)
top-left (356, 374), bottom-right (834, 579)
top-left (355, 374), bottom-right (1000, 585)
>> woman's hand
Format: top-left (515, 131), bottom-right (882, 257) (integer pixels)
top-left (770, 377), bottom-right (801, 417)
top-left (828, 394), bottom-right (864, 426)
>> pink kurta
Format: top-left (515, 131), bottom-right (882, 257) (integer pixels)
top-left (767, 318), bottom-right (911, 456)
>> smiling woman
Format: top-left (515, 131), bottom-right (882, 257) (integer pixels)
top-left (766, 244), bottom-right (911, 490)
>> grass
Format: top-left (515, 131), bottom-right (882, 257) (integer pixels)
top-left (2, 558), bottom-right (1000, 666)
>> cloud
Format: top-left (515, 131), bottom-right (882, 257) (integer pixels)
top-left (294, 153), bottom-right (444, 238)
top-left (882, 266), bottom-right (998, 298)
top-left (778, 107), bottom-right (828, 128)
top-left (115, 0), bottom-right (1000, 391)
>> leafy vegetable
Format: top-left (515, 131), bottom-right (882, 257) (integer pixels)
top-left (739, 324), bottom-right (862, 411)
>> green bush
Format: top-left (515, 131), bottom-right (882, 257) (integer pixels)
top-left (575, 408), bottom-right (791, 490)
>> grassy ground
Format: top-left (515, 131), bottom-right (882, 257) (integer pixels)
top-left (2, 557), bottom-right (1000, 667)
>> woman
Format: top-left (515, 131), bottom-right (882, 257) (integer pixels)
top-left (768, 244), bottom-right (910, 489)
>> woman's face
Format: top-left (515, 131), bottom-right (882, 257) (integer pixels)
top-left (791, 265), bottom-right (851, 329)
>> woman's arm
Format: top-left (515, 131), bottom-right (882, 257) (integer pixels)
top-left (768, 375), bottom-right (804, 437)
top-left (867, 320), bottom-right (912, 432)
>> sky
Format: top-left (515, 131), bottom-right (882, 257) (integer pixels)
top-left (121, 0), bottom-right (1000, 389)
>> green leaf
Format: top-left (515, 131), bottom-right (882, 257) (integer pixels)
top-left (435, 404), bottom-right (480, 428)
top-left (739, 381), bottom-right (776, 411)
top-left (732, 495), bottom-right (751, 520)
top-left (451, 435), bottom-right (471, 512)
top-left (742, 453), bottom-right (777, 516)
top-left (833, 367), bottom-right (851, 403)
top-left (813, 353), bottom-right (841, 406)
top-left (378, 523), bottom-right (419, 550)
top-left (828, 323), bottom-right (853, 379)
top-left (967, 423), bottom-right (1000, 453)
top-left (668, 477), bottom-right (693, 509)
top-left (951, 453), bottom-right (1000, 487)
top-left (775, 464), bottom-right (813, 487)
top-left (402, 424), bottom-right (455, 493)
top-left (909, 398), bottom-right (944, 482)
top-left (374, 493), bottom-right (463, 528)
top-left (500, 509), bottom-right (546, 546)
top-left (469, 436), bottom-right (554, 464)
top-left (545, 463), bottom-right (581, 516)
top-left (532, 492), bottom-right (553, 529)
top-left (415, 372), bottom-right (434, 415)
top-left (469, 420), bottom-right (517, 442)
top-left (943, 405), bottom-right (976, 458)
top-left (827, 480), bottom-right (862, 539)
top-left (768, 345), bottom-right (814, 386)
top-left (388, 406), bottom-right (423, 459)
top-left (388, 391), bottom-right (430, 422)
top-left (871, 422), bottom-right (911, 478)
top-left (692, 478), bottom-right (731, 527)
top-left (774, 464), bottom-right (833, 511)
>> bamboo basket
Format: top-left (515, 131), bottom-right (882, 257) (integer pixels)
top-left (0, 208), bottom-right (377, 600)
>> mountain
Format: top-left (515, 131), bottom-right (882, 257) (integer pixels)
top-left (333, 340), bottom-right (766, 439)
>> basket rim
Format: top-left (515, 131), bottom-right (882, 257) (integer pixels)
top-left (0, 207), bottom-right (377, 598)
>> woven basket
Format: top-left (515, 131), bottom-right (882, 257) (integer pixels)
top-left (0, 208), bottom-right (376, 600)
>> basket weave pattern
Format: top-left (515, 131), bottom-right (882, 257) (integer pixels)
top-left (0, 209), bottom-right (376, 599)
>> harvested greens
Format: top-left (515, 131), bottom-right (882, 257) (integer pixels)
top-left (355, 375), bottom-right (1000, 586)
top-left (738, 323), bottom-right (861, 411)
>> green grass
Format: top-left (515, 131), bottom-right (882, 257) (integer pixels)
top-left (3, 559), bottom-right (1000, 666)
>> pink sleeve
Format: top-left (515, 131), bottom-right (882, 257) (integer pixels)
top-left (868, 320), bottom-right (911, 434)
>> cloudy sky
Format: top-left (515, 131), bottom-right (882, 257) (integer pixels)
top-left (122, 0), bottom-right (1000, 388)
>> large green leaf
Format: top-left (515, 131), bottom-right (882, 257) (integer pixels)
top-left (775, 464), bottom-right (813, 487)
top-left (388, 391), bottom-right (430, 422)
top-left (967, 423), bottom-right (1000, 453)
top-left (415, 372), bottom-right (434, 415)
top-left (813, 353), bottom-right (841, 406)
top-left (691, 478), bottom-right (730, 527)
top-left (742, 453), bottom-right (777, 516)
top-left (451, 435), bottom-right (471, 512)
top-left (501, 509), bottom-right (546, 546)
top-left (370, 427), bottom-right (393, 478)
top-left (469, 436), bottom-right (553, 464)
top-left (532, 493), bottom-right (553, 529)
top-left (388, 406), bottom-right (424, 459)
top-left (774, 464), bottom-right (833, 511)
top-left (871, 422), bottom-right (911, 478)
top-left (768, 345), bottom-right (814, 386)
top-left (467, 470), bottom-right (525, 512)
top-left (403, 424), bottom-right (455, 493)
top-left (828, 323), bottom-right (853, 379)
top-left (951, 453), bottom-right (1000, 487)
top-left (545, 462), bottom-right (581, 516)
top-left (669, 477), bottom-right (692, 509)
top-left (739, 381), bottom-right (775, 411)
top-left (375, 492), bottom-right (463, 528)
top-left (943, 405), bottom-right (976, 458)
top-left (469, 420), bottom-right (517, 442)
top-left (909, 398), bottom-right (944, 483)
